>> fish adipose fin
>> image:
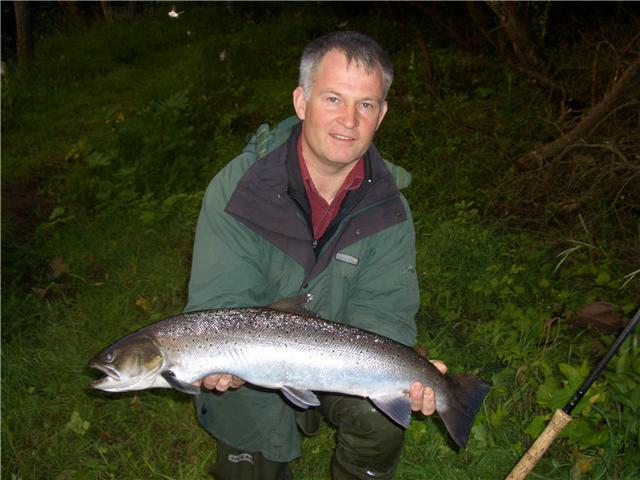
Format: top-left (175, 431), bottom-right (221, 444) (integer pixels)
top-left (161, 370), bottom-right (201, 395)
top-left (281, 386), bottom-right (320, 409)
top-left (440, 374), bottom-right (492, 448)
top-left (370, 393), bottom-right (412, 428)
top-left (268, 294), bottom-right (317, 316)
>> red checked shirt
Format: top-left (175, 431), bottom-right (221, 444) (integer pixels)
top-left (298, 137), bottom-right (365, 240)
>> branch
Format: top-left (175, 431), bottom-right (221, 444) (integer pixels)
top-left (518, 55), bottom-right (640, 170)
top-left (409, 2), bottom-right (479, 54)
top-left (415, 30), bottom-right (439, 97)
top-left (466, 1), bottom-right (501, 52)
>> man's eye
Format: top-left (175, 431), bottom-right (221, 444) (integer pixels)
top-left (361, 102), bottom-right (378, 110)
top-left (327, 97), bottom-right (339, 103)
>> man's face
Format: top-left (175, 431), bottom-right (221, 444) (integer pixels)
top-left (293, 50), bottom-right (388, 173)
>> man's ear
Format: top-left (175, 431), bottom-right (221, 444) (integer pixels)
top-left (376, 101), bottom-right (388, 131)
top-left (292, 86), bottom-right (306, 120)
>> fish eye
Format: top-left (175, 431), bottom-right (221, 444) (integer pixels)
top-left (103, 352), bottom-right (115, 364)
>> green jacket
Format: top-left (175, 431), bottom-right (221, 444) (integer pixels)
top-left (185, 116), bottom-right (419, 462)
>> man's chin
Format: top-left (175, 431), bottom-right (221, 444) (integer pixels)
top-left (325, 149), bottom-right (365, 167)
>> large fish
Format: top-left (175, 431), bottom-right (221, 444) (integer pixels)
top-left (89, 295), bottom-right (490, 448)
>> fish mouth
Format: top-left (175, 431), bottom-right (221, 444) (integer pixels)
top-left (89, 361), bottom-right (121, 386)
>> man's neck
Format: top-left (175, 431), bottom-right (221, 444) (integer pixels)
top-left (305, 160), bottom-right (358, 204)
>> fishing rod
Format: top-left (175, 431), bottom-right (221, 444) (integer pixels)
top-left (506, 307), bottom-right (640, 480)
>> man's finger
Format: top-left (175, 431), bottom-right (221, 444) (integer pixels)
top-left (409, 382), bottom-right (423, 410)
top-left (230, 376), bottom-right (245, 388)
top-left (421, 387), bottom-right (436, 416)
top-left (431, 360), bottom-right (448, 374)
top-left (215, 375), bottom-right (232, 392)
top-left (203, 374), bottom-right (222, 390)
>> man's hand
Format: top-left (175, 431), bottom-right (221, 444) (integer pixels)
top-left (409, 360), bottom-right (447, 415)
top-left (193, 374), bottom-right (245, 392)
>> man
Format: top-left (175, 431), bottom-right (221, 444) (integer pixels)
top-left (185, 31), bottom-right (446, 479)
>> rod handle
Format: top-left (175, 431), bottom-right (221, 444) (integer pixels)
top-left (505, 409), bottom-right (572, 480)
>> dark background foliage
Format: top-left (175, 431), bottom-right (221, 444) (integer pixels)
top-left (2, 2), bottom-right (639, 479)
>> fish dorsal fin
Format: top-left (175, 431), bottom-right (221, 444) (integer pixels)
top-left (281, 386), bottom-right (320, 409)
top-left (268, 294), bottom-right (316, 316)
top-left (369, 393), bottom-right (412, 428)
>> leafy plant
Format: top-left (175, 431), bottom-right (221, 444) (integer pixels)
top-left (2, 3), bottom-right (638, 479)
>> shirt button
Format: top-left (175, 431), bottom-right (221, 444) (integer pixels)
top-left (355, 229), bottom-right (361, 235)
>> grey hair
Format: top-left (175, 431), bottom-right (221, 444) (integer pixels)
top-left (298, 31), bottom-right (393, 101)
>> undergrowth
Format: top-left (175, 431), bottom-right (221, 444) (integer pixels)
top-left (2, 3), bottom-right (638, 479)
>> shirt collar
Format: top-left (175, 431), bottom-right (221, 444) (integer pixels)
top-left (296, 135), bottom-right (365, 202)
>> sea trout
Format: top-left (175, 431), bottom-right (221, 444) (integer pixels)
top-left (89, 295), bottom-right (490, 448)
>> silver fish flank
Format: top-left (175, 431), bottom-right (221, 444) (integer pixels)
top-left (89, 295), bottom-right (491, 448)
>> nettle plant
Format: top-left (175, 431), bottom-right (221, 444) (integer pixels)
top-left (527, 334), bottom-right (639, 454)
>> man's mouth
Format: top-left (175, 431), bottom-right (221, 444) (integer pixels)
top-left (330, 133), bottom-right (355, 141)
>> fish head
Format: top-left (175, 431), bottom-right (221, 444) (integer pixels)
top-left (89, 334), bottom-right (165, 392)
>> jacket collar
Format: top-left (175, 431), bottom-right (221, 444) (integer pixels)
top-left (225, 124), bottom-right (405, 273)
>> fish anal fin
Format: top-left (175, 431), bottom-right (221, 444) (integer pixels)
top-left (161, 370), bottom-right (201, 395)
top-left (281, 386), bottom-right (320, 409)
top-left (268, 295), bottom-right (317, 316)
top-left (370, 393), bottom-right (412, 428)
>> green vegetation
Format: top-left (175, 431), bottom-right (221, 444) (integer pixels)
top-left (2, 3), bottom-right (638, 479)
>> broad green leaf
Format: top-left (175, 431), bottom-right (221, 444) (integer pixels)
top-left (524, 416), bottom-right (546, 438)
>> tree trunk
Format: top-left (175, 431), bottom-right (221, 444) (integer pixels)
top-left (14, 1), bottom-right (33, 67)
top-left (100, 0), bottom-right (113, 24)
top-left (58, 1), bottom-right (87, 30)
top-left (128, 0), bottom-right (143, 18)
top-left (518, 55), bottom-right (640, 170)
top-left (486, 1), bottom-right (547, 74)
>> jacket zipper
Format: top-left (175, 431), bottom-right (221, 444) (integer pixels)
top-left (316, 194), bottom-right (399, 257)
top-left (299, 194), bottom-right (401, 289)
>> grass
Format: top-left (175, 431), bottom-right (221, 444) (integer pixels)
top-left (2, 3), bottom-right (639, 479)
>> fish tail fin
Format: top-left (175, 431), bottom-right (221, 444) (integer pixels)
top-left (439, 374), bottom-right (491, 448)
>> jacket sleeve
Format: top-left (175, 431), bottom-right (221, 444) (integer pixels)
top-left (343, 195), bottom-right (420, 347)
top-left (184, 153), bottom-right (267, 312)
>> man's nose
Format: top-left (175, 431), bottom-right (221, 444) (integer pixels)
top-left (338, 105), bottom-right (359, 129)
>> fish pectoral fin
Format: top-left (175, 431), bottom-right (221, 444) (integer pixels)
top-left (161, 370), bottom-right (201, 395)
top-left (370, 393), bottom-right (412, 429)
top-left (281, 386), bottom-right (320, 409)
